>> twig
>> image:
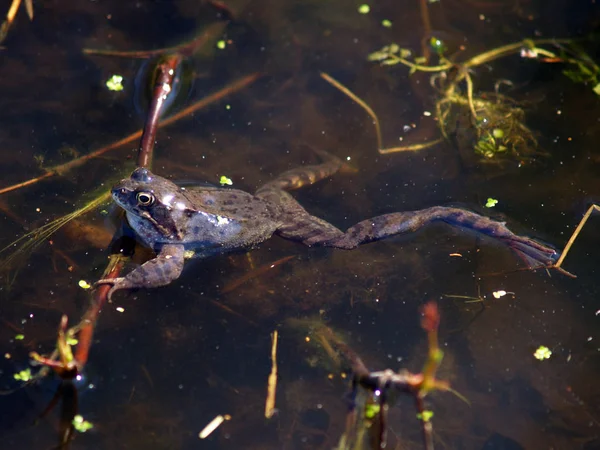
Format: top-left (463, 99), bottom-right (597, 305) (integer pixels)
top-left (419, 0), bottom-right (432, 62)
top-left (0, 0), bottom-right (33, 44)
top-left (554, 204), bottom-right (599, 270)
top-left (221, 255), bottom-right (295, 294)
top-left (265, 330), bottom-right (278, 419)
top-left (320, 72), bottom-right (442, 154)
top-left (138, 54), bottom-right (182, 168)
top-left (83, 22), bottom-right (227, 59)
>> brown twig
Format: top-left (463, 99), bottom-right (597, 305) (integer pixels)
top-left (221, 255), bottom-right (295, 294)
top-left (0, 0), bottom-right (33, 44)
top-left (138, 53), bottom-right (182, 168)
top-left (82, 21), bottom-right (227, 59)
top-left (554, 204), bottom-right (599, 270)
top-left (419, 0), bottom-right (432, 63)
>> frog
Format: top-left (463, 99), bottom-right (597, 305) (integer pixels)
top-left (96, 153), bottom-right (557, 299)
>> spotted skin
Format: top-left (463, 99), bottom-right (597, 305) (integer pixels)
top-left (97, 152), bottom-right (556, 299)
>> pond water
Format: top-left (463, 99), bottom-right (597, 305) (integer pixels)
top-left (0, 1), bottom-right (599, 449)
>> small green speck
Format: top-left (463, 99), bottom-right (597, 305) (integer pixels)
top-left (417, 410), bottom-right (434, 422)
top-left (358, 4), bottom-right (370, 14)
top-left (106, 74), bottom-right (124, 92)
top-left (14, 334), bottom-right (24, 341)
top-left (67, 337), bottom-right (79, 346)
top-left (225, 104), bottom-right (231, 110)
top-left (492, 128), bottom-right (504, 139)
top-left (593, 83), bottom-right (600, 96)
top-left (364, 403), bottom-right (380, 419)
top-left (534, 345), bottom-right (552, 360)
top-left (72, 415), bottom-right (94, 433)
top-left (216, 40), bottom-right (226, 50)
top-left (485, 198), bottom-right (498, 208)
top-left (429, 37), bottom-right (447, 55)
top-left (13, 368), bottom-right (32, 382)
top-left (381, 19), bottom-right (392, 28)
top-left (219, 175), bottom-right (233, 186)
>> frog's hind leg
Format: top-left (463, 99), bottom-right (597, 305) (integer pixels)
top-left (256, 150), bottom-right (344, 195)
top-left (267, 190), bottom-right (347, 245)
top-left (255, 151), bottom-right (349, 245)
top-left (315, 206), bottom-right (556, 270)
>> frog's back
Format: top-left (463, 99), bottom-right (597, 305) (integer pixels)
top-left (177, 186), bottom-right (283, 255)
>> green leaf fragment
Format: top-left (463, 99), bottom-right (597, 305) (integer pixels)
top-left (72, 415), bottom-right (94, 432)
top-left (534, 345), bottom-right (552, 360)
top-left (106, 75), bottom-right (124, 92)
top-left (358, 4), bottom-right (370, 14)
top-left (492, 128), bottom-right (504, 139)
top-left (593, 83), bottom-right (600, 96)
top-left (14, 368), bottom-right (32, 381)
top-left (14, 334), bottom-right (24, 340)
top-left (429, 37), bottom-right (447, 56)
top-left (417, 410), bottom-right (434, 422)
top-left (364, 402), bottom-right (380, 419)
top-left (485, 198), bottom-right (498, 208)
top-left (219, 175), bottom-right (233, 186)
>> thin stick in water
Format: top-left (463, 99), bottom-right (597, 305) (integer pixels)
top-left (554, 204), bottom-right (599, 269)
top-left (265, 330), bottom-right (279, 419)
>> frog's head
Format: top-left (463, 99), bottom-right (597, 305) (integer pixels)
top-left (112, 168), bottom-right (188, 241)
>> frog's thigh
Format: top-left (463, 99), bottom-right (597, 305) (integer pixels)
top-left (121, 244), bottom-right (185, 289)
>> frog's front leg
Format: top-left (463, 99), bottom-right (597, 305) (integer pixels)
top-left (96, 244), bottom-right (185, 300)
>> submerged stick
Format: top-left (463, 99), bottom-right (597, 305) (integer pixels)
top-left (320, 72), bottom-right (442, 154)
top-left (83, 21), bottom-right (227, 59)
top-left (264, 330), bottom-right (279, 419)
top-left (72, 60), bottom-right (181, 369)
top-left (0, 0), bottom-right (33, 44)
top-left (138, 53), bottom-right (182, 168)
top-left (554, 204), bottom-right (599, 270)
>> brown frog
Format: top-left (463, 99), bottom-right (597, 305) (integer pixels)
top-left (97, 154), bottom-right (556, 299)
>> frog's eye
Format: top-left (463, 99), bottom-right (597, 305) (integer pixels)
top-left (136, 192), bottom-right (155, 206)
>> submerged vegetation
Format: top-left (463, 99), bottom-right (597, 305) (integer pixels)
top-left (0, 1), bottom-right (598, 449)
top-left (365, 38), bottom-right (600, 163)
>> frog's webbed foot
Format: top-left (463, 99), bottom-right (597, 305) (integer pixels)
top-left (94, 244), bottom-right (185, 300)
top-left (94, 277), bottom-right (127, 303)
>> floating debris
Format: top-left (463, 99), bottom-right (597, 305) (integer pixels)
top-left (72, 415), bottom-right (93, 433)
top-left (265, 330), bottom-right (279, 418)
top-left (534, 346), bottom-right (552, 360)
top-left (358, 4), bottom-right (370, 14)
top-left (106, 74), bottom-right (124, 92)
top-left (199, 414), bottom-right (231, 439)
top-left (485, 198), bottom-right (498, 208)
top-left (219, 175), bottom-right (233, 186)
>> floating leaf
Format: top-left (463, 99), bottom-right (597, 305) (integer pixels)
top-left (106, 74), bottom-right (124, 92)
top-left (485, 198), bottom-right (498, 208)
top-left (534, 346), bottom-right (552, 360)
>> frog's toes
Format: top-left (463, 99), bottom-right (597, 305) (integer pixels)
top-left (94, 277), bottom-right (127, 302)
top-left (94, 277), bottom-right (125, 288)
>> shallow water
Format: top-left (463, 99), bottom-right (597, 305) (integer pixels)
top-left (0, 1), bottom-right (599, 449)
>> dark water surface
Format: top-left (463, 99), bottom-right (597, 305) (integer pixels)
top-left (0, 1), bottom-right (599, 449)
